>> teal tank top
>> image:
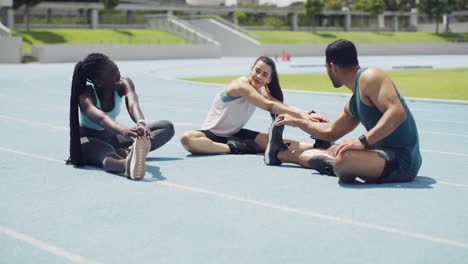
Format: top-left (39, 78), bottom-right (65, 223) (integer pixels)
top-left (349, 68), bottom-right (422, 176)
top-left (80, 87), bottom-right (122, 131)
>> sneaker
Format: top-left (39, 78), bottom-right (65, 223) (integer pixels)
top-left (264, 119), bottom-right (288, 165)
top-left (307, 154), bottom-right (336, 176)
top-left (116, 147), bottom-right (130, 159)
top-left (308, 110), bottom-right (334, 149)
top-left (126, 137), bottom-right (151, 180)
top-left (314, 139), bottom-right (334, 149)
top-left (227, 138), bottom-right (258, 154)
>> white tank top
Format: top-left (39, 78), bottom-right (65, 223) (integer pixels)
top-left (202, 86), bottom-right (262, 137)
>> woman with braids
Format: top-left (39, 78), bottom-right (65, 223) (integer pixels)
top-left (180, 56), bottom-right (328, 155)
top-left (66, 53), bottom-right (175, 180)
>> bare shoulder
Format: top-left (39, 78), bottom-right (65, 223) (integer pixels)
top-left (119, 76), bottom-right (135, 95)
top-left (226, 76), bottom-right (251, 95)
top-left (359, 68), bottom-right (391, 93)
top-left (360, 68), bottom-right (387, 84)
top-left (78, 84), bottom-right (96, 106)
top-left (79, 84), bottom-right (94, 99)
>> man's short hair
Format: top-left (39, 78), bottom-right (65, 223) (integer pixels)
top-left (325, 39), bottom-right (359, 68)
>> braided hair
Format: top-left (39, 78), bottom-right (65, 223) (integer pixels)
top-left (66, 53), bottom-right (110, 166)
top-left (253, 56), bottom-right (283, 120)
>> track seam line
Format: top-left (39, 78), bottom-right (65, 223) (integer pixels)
top-left (1, 146), bottom-right (468, 250)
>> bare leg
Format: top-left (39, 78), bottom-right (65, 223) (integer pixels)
top-left (277, 144), bottom-right (386, 183)
top-left (102, 154), bottom-right (126, 173)
top-left (333, 150), bottom-right (385, 183)
top-left (180, 130), bottom-right (230, 155)
top-left (278, 148), bottom-right (332, 168)
top-left (254, 133), bottom-right (316, 153)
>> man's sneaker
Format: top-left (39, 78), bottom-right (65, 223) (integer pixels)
top-left (314, 139), bottom-right (334, 149)
top-left (126, 137), bottom-right (151, 180)
top-left (308, 110), bottom-right (334, 149)
top-left (227, 138), bottom-right (258, 154)
top-left (264, 120), bottom-right (287, 165)
top-left (307, 154), bottom-right (336, 176)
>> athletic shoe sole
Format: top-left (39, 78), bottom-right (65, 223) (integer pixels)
top-left (307, 153), bottom-right (336, 176)
top-left (126, 137), bottom-right (151, 180)
top-left (264, 122), bottom-right (284, 165)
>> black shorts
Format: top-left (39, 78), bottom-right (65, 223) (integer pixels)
top-left (199, 129), bottom-right (260, 144)
top-left (375, 148), bottom-right (416, 183)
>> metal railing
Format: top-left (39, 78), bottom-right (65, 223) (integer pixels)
top-left (75, 36), bottom-right (189, 45)
top-left (145, 13), bottom-right (219, 45)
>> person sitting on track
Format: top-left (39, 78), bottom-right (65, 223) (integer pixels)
top-left (180, 56), bottom-right (332, 156)
top-left (66, 53), bottom-right (175, 180)
top-left (264, 39), bottom-right (422, 184)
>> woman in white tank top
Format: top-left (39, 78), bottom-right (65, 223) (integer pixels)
top-left (179, 56), bottom-right (328, 155)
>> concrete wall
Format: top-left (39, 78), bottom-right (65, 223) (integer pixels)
top-left (260, 43), bottom-right (468, 57)
top-left (0, 36), bottom-right (22, 63)
top-left (189, 19), bottom-right (261, 56)
top-left (31, 43), bottom-right (222, 63)
top-left (417, 23), bottom-right (468, 33)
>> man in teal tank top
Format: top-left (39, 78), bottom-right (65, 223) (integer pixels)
top-left (264, 39), bottom-right (422, 183)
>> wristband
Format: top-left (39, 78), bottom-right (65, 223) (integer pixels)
top-left (358, 134), bottom-right (371, 149)
top-left (136, 119), bottom-right (146, 127)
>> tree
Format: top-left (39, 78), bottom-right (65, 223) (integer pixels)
top-left (101, 0), bottom-right (119, 10)
top-left (305, 0), bottom-right (324, 32)
top-left (454, 0), bottom-right (468, 9)
top-left (101, 0), bottom-right (120, 29)
top-left (355, 0), bottom-right (385, 16)
top-left (324, 0), bottom-right (344, 10)
top-left (418, 0), bottom-right (455, 33)
top-left (13, 0), bottom-right (42, 31)
top-left (382, 0), bottom-right (416, 11)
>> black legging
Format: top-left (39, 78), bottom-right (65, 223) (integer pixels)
top-left (80, 120), bottom-right (175, 167)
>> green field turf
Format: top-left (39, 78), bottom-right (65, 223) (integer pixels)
top-left (184, 68), bottom-right (468, 101)
top-left (13, 29), bottom-right (190, 53)
top-left (250, 31), bottom-right (468, 44)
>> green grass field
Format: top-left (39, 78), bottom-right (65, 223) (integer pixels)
top-left (13, 30), bottom-right (468, 54)
top-left (13, 29), bottom-right (190, 54)
top-left (250, 31), bottom-right (468, 44)
top-left (184, 68), bottom-right (468, 101)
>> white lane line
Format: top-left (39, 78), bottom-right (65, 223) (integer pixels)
top-left (1, 147), bottom-right (468, 250)
top-left (0, 114), bottom-right (67, 131)
top-left (438, 181), bottom-right (468, 188)
top-left (158, 181), bottom-right (468, 249)
top-left (419, 130), bottom-right (468, 138)
top-left (0, 225), bottom-right (99, 264)
top-left (2, 144), bottom-right (468, 190)
top-left (0, 147), bottom-right (64, 163)
top-left (2, 113), bottom-right (468, 159)
top-left (10, 110), bottom-right (464, 142)
top-left (422, 149), bottom-right (468, 158)
top-left (0, 114), bottom-right (193, 129)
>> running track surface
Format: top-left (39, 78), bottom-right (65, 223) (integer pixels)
top-left (1, 55), bottom-right (468, 264)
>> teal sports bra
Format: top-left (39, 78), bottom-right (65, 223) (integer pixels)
top-left (80, 87), bottom-right (122, 131)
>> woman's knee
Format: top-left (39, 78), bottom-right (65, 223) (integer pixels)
top-left (162, 120), bottom-right (175, 132)
top-left (180, 131), bottom-right (196, 150)
top-left (152, 120), bottom-right (175, 136)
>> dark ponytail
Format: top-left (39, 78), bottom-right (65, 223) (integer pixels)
top-left (253, 56), bottom-right (283, 119)
top-left (66, 62), bottom-right (86, 166)
top-left (66, 53), bottom-right (110, 166)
